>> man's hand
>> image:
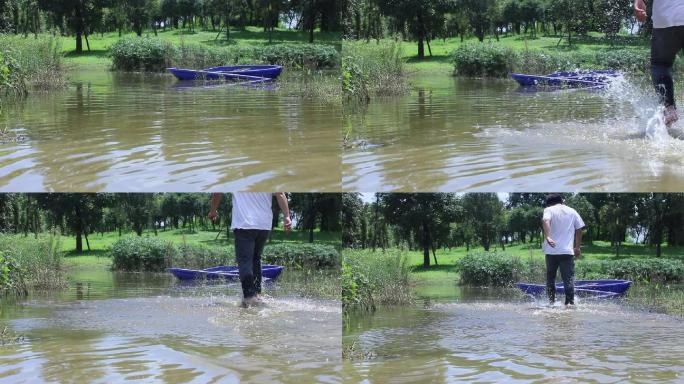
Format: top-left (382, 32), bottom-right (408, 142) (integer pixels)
top-left (283, 216), bottom-right (292, 232)
top-left (634, 0), bottom-right (648, 22)
top-left (208, 209), bottom-right (218, 222)
top-left (546, 237), bottom-right (556, 248)
top-left (574, 246), bottom-right (582, 258)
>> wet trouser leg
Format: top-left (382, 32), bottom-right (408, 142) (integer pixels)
top-left (545, 254), bottom-right (560, 304)
top-left (253, 230), bottom-right (269, 295)
top-left (557, 254), bottom-right (575, 305)
top-left (651, 27), bottom-right (684, 107)
top-left (234, 229), bottom-right (270, 299)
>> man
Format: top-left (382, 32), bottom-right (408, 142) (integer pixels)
top-left (634, 0), bottom-right (684, 126)
top-left (542, 194), bottom-right (585, 307)
top-left (208, 192), bottom-right (292, 306)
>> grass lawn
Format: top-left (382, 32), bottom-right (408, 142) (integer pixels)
top-left (57, 27), bottom-right (341, 68)
top-left (60, 227), bottom-right (340, 260)
top-left (405, 241), bottom-right (684, 283)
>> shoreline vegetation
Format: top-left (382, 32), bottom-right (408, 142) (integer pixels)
top-left (0, 227), bottom-right (341, 298)
top-left (342, 245), bottom-right (684, 318)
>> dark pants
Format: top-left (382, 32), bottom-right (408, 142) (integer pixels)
top-left (545, 254), bottom-right (575, 305)
top-left (234, 229), bottom-right (270, 299)
top-left (651, 26), bottom-right (684, 107)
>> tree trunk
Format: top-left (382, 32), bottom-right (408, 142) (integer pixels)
top-left (76, 231), bottom-right (83, 253)
top-left (85, 232), bottom-right (91, 251)
top-left (422, 221), bottom-right (430, 267)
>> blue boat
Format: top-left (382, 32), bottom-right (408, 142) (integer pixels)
top-left (511, 70), bottom-right (621, 87)
top-left (168, 264), bottom-right (285, 281)
top-left (515, 279), bottom-right (632, 298)
top-left (167, 65), bottom-right (283, 81)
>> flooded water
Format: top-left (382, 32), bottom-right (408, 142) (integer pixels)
top-left (343, 75), bottom-right (684, 192)
top-left (0, 69), bottom-right (341, 192)
top-left (0, 265), bottom-right (341, 383)
top-left (343, 285), bottom-right (684, 383)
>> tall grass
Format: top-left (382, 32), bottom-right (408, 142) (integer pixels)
top-left (342, 248), bottom-right (412, 310)
top-left (342, 40), bottom-right (409, 100)
top-left (0, 232), bottom-right (65, 295)
top-left (626, 283), bottom-right (684, 317)
top-left (0, 35), bottom-right (66, 92)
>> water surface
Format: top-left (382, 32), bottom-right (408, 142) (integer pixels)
top-left (343, 76), bottom-right (684, 191)
top-left (0, 266), bottom-right (341, 383)
top-left (343, 286), bottom-right (684, 383)
top-left (0, 70), bottom-right (341, 191)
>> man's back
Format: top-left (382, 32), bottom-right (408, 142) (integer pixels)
top-left (653, 0), bottom-right (684, 28)
top-left (542, 204), bottom-right (584, 255)
top-left (231, 192), bottom-right (273, 230)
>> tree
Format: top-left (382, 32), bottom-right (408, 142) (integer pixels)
top-left (462, 193), bottom-right (503, 251)
top-left (378, 0), bottom-right (451, 58)
top-left (39, 0), bottom-right (108, 53)
top-left (380, 193), bottom-right (457, 267)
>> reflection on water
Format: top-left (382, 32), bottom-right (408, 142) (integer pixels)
top-left (0, 70), bottom-right (341, 191)
top-left (344, 286), bottom-right (684, 383)
top-left (343, 76), bottom-right (684, 191)
top-left (0, 268), bottom-right (341, 383)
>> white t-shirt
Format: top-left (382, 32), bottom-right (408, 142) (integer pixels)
top-left (231, 192), bottom-right (273, 230)
top-left (542, 204), bottom-right (585, 255)
top-left (653, 0), bottom-right (684, 28)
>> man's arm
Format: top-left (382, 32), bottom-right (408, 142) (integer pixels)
top-left (634, 0), bottom-right (648, 22)
top-left (208, 193), bottom-right (222, 222)
top-left (273, 193), bottom-right (292, 232)
top-left (574, 228), bottom-right (583, 258)
top-left (543, 219), bottom-right (556, 248)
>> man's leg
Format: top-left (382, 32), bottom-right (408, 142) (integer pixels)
top-left (651, 27), bottom-right (683, 124)
top-left (234, 229), bottom-right (258, 300)
top-left (252, 230), bottom-right (270, 295)
top-left (545, 254), bottom-right (559, 304)
top-left (558, 254), bottom-right (575, 305)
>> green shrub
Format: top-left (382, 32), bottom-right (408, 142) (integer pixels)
top-left (262, 243), bottom-right (340, 268)
top-left (593, 49), bottom-right (649, 73)
top-left (514, 50), bottom-right (587, 74)
top-left (577, 258), bottom-right (684, 283)
top-left (342, 249), bottom-right (412, 309)
top-left (110, 36), bottom-right (176, 71)
top-left (457, 252), bottom-right (519, 286)
top-left (452, 43), bottom-right (515, 77)
top-left (110, 37), bottom-right (340, 72)
top-left (175, 243), bottom-right (231, 269)
top-left (110, 236), bottom-right (177, 272)
top-left (0, 233), bottom-right (64, 294)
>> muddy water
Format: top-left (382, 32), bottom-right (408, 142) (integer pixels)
top-left (343, 76), bottom-right (684, 191)
top-left (0, 70), bottom-right (341, 191)
top-left (0, 267), bottom-right (341, 383)
top-left (343, 286), bottom-right (684, 383)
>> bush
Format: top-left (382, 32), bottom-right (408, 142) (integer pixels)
top-left (262, 243), bottom-right (340, 268)
top-left (577, 258), bottom-right (684, 283)
top-left (452, 43), bottom-right (515, 78)
top-left (110, 37), bottom-right (340, 72)
top-left (175, 243), bottom-right (231, 269)
top-left (111, 236), bottom-right (177, 272)
top-left (110, 37), bottom-right (176, 72)
top-left (457, 252), bottom-right (519, 286)
top-left (0, 233), bottom-right (64, 294)
top-left (451, 44), bottom-right (667, 78)
top-left (342, 249), bottom-right (412, 309)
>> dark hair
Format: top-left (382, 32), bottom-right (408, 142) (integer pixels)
top-left (545, 193), bottom-right (563, 207)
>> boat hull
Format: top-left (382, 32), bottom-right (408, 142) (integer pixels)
top-left (511, 70), bottom-right (620, 87)
top-left (167, 65), bottom-right (283, 81)
top-left (168, 265), bottom-right (285, 281)
top-left (515, 279), bottom-right (632, 297)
